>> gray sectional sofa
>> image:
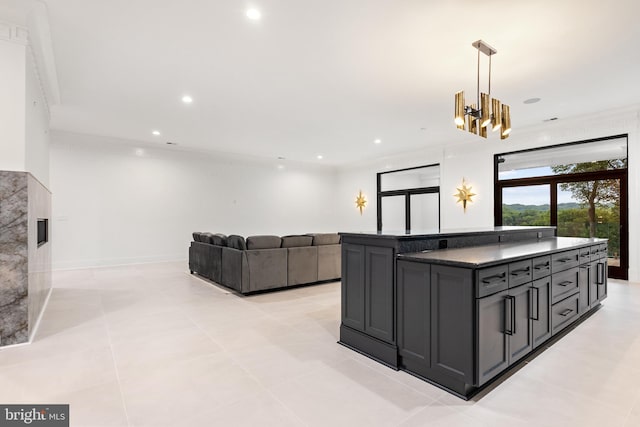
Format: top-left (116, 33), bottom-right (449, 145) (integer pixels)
top-left (189, 232), bottom-right (341, 294)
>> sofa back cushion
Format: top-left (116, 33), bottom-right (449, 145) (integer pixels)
top-left (211, 233), bottom-right (227, 246)
top-left (199, 232), bottom-right (214, 244)
top-left (246, 235), bottom-right (282, 250)
top-left (192, 232), bottom-right (203, 242)
top-left (281, 235), bottom-right (313, 248)
top-left (309, 233), bottom-right (341, 246)
top-left (227, 235), bottom-right (247, 250)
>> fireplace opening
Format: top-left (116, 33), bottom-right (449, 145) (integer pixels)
top-left (37, 218), bottom-right (48, 247)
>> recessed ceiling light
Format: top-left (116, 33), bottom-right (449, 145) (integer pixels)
top-left (317, 155), bottom-right (323, 160)
top-left (374, 139), bottom-right (382, 144)
top-left (277, 165), bottom-right (285, 170)
top-left (246, 8), bottom-right (261, 20)
top-left (152, 130), bottom-right (161, 136)
top-left (181, 95), bottom-right (193, 104)
top-left (524, 97), bottom-right (541, 104)
top-left (135, 148), bottom-right (145, 157)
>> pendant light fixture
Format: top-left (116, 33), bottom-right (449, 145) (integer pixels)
top-left (454, 40), bottom-right (511, 139)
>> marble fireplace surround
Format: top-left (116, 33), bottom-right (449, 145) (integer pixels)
top-left (0, 170), bottom-right (52, 347)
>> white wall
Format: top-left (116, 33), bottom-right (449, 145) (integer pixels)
top-left (49, 131), bottom-right (339, 269)
top-left (0, 40), bottom-right (26, 172)
top-left (335, 106), bottom-right (639, 281)
top-left (25, 49), bottom-right (50, 186)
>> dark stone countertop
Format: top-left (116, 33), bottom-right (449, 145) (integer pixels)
top-left (339, 226), bottom-right (555, 240)
top-left (398, 237), bottom-right (607, 268)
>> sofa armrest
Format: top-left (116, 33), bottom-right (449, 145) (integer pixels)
top-left (189, 242), bottom-right (222, 283)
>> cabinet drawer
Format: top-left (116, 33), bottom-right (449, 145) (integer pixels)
top-left (509, 259), bottom-right (532, 288)
top-left (551, 250), bottom-right (579, 273)
top-left (477, 265), bottom-right (508, 298)
top-left (551, 267), bottom-right (579, 304)
top-left (598, 243), bottom-right (608, 260)
top-left (551, 293), bottom-right (580, 335)
top-left (532, 256), bottom-right (551, 280)
top-left (578, 247), bottom-right (591, 265)
top-left (590, 244), bottom-right (607, 261)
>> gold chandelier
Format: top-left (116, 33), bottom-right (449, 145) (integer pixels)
top-left (454, 40), bottom-right (511, 139)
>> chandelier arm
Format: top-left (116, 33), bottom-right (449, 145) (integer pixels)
top-left (488, 54), bottom-right (492, 96)
top-left (476, 47), bottom-right (480, 109)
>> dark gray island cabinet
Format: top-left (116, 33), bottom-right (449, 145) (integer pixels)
top-left (339, 228), bottom-right (607, 399)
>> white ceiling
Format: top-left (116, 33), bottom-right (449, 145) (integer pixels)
top-left (8, 0), bottom-right (640, 165)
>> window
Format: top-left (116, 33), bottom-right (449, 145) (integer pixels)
top-left (495, 135), bottom-right (628, 279)
top-left (377, 164), bottom-right (440, 232)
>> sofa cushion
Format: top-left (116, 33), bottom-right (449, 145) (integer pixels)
top-left (192, 232), bottom-right (203, 242)
top-left (246, 235), bottom-right (282, 250)
top-left (199, 232), bottom-right (214, 244)
top-left (211, 233), bottom-right (227, 246)
top-left (227, 235), bottom-right (247, 251)
top-left (309, 233), bottom-right (341, 246)
top-left (281, 235), bottom-right (313, 248)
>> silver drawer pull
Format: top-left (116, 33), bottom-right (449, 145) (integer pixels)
top-left (534, 263), bottom-right (549, 270)
top-left (557, 257), bottom-right (572, 263)
top-left (559, 308), bottom-right (574, 317)
top-left (557, 280), bottom-right (573, 287)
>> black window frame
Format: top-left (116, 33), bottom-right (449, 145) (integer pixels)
top-left (377, 163), bottom-right (440, 231)
top-left (494, 134), bottom-right (628, 279)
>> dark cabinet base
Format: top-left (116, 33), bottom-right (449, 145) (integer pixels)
top-left (339, 231), bottom-right (607, 401)
top-left (339, 325), bottom-right (398, 369)
top-left (400, 302), bottom-right (603, 400)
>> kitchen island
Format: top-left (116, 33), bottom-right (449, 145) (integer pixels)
top-left (339, 227), bottom-right (607, 399)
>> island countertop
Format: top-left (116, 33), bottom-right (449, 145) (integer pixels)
top-left (339, 226), bottom-right (555, 240)
top-left (398, 236), bottom-right (607, 268)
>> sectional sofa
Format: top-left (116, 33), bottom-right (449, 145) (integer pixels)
top-left (189, 232), bottom-right (341, 294)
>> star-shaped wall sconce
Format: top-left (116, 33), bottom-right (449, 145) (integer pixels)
top-left (454, 178), bottom-right (476, 213)
top-left (355, 190), bottom-right (367, 215)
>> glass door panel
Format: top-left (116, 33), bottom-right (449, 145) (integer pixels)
top-left (557, 179), bottom-right (621, 267)
top-left (380, 195), bottom-right (406, 232)
top-left (501, 185), bottom-right (550, 226)
top-left (410, 193), bottom-right (439, 231)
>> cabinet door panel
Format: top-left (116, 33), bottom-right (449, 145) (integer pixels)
top-left (597, 260), bottom-right (608, 301)
top-left (341, 243), bottom-right (365, 331)
top-left (578, 265), bottom-right (590, 314)
top-left (397, 261), bottom-right (430, 368)
top-left (431, 265), bottom-right (474, 385)
top-left (477, 290), bottom-right (509, 386)
top-left (364, 246), bottom-right (395, 343)
top-left (508, 284), bottom-right (533, 364)
top-left (589, 262), bottom-right (599, 306)
top-left (531, 277), bottom-right (552, 348)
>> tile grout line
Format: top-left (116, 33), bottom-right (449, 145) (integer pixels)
top-left (179, 304), bottom-right (310, 426)
top-left (622, 387), bottom-right (640, 426)
top-left (99, 299), bottom-right (133, 427)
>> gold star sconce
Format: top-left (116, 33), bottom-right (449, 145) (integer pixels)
top-left (454, 178), bottom-right (476, 213)
top-left (355, 190), bottom-right (367, 215)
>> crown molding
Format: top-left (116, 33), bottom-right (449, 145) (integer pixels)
top-left (26, 2), bottom-right (60, 108)
top-left (0, 21), bottom-right (28, 44)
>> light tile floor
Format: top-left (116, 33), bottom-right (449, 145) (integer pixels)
top-left (1, 262), bottom-right (639, 426)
